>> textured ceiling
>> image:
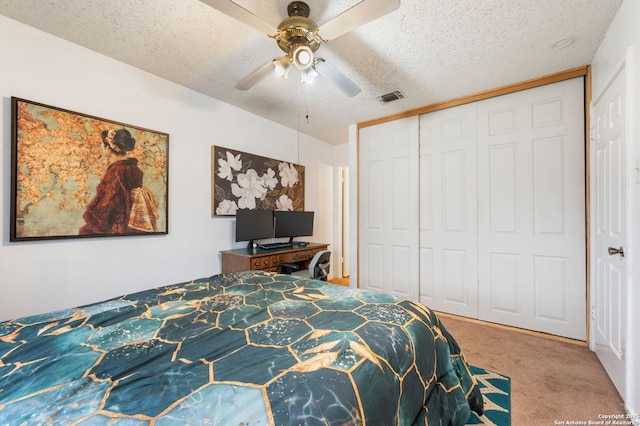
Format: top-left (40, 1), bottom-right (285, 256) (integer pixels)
top-left (0, 0), bottom-right (622, 144)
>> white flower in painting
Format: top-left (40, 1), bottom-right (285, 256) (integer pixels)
top-left (218, 151), bottom-right (242, 181)
top-left (278, 162), bottom-right (299, 188)
top-left (262, 168), bottom-right (278, 190)
top-left (276, 194), bottom-right (293, 211)
top-left (216, 199), bottom-right (238, 215)
top-left (231, 183), bottom-right (254, 209)
top-left (231, 169), bottom-right (267, 210)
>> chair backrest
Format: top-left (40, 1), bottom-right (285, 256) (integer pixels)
top-left (308, 250), bottom-right (331, 280)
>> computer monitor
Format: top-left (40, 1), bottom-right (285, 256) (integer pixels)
top-left (274, 211), bottom-right (314, 242)
top-left (235, 209), bottom-right (274, 249)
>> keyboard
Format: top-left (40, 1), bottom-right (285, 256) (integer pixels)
top-left (258, 242), bottom-right (292, 250)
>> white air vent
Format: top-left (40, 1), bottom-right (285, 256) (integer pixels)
top-left (377, 90), bottom-right (405, 104)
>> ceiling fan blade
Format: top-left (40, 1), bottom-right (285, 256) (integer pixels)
top-left (318, 0), bottom-right (401, 42)
top-left (235, 61), bottom-right (275, 90)
top-left (200, 0), bottom-right (276, 36)
top-left (314, 59), bottom-right (361, 97)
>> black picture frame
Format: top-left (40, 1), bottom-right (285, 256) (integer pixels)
top-left (10, 97), bottom-right (169, 241)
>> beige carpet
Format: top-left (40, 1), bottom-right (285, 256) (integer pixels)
top-left (439, 314), bottom-right (626, 425)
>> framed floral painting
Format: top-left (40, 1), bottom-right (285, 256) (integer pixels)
top-left (10, 97), bottom-right (169, 241)
top-left (211, 146), bottom-right (305, 216)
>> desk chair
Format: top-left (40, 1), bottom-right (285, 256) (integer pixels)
top-left (279, 250), bottom-right (331, 281)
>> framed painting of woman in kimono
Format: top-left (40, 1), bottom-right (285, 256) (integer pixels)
top-left (10, 97), bottom-right (169, 241)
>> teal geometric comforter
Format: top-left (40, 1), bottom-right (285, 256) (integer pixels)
top-left (0, 271), bottom-right (483, 425)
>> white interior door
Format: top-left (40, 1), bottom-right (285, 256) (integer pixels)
top-left (591, 63), bottom-right (627, 399)
top-left (419, 103), bottom-right (479, 317)
top-left (476, 78), bottom-right (586, 340)
top-left (359, 117), bottom-right (419, 300)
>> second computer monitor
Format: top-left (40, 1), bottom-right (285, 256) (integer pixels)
top-left (274, 211), bottom-right (314, 239)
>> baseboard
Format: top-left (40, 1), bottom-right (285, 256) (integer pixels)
top-left (435, 311), bottom-right (588, 347)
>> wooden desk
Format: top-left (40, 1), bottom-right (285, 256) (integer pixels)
top-left (220, 242), bottom-right (329, 273)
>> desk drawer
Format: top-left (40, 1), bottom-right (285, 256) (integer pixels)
top-left (252, 255), bottom-right (278, 270)
top-left (278, 251), bottom-right (309, 263)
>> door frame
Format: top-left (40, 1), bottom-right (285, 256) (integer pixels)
top-left (336, 166), bottom-right (350, 279)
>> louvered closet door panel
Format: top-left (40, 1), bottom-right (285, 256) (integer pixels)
top-left (359, 117), bottom-right (420, 300)
top-left (476, 77), bottom-right (586, 340)
top-left (419, 103), bottom-right (479, 317)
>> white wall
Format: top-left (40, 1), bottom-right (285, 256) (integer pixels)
top-left (0, 15), bottom-right (340, 321)
top-left (587, 0), bottom-right (639, 416)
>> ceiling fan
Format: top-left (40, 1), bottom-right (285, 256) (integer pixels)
top-left (200, 0), bottom-right (401, 97)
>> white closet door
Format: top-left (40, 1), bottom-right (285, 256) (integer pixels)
top-left (359, 117), bottom-right (420, 300)
top-left (419, 104), bottom-right (479, 317)
top-left (477, 78), bottom-right (586, 340)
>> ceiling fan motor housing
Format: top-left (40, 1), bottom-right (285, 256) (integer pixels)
top-left (274, 2), bottom-right (324, 70)
top-left (275, 16), bottom-right (321, 53)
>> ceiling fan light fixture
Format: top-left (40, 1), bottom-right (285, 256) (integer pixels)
top-left (273, 56), bottom-right (291, 78)
top-left (292, 44), bottom-right (314, 70)
top-left (300, 66), bottom-right (318, 83)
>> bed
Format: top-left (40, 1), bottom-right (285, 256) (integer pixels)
top-left (0, 271), bottom-right (483, 425)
